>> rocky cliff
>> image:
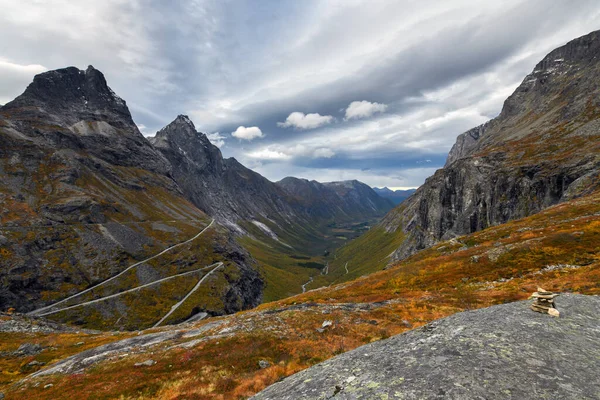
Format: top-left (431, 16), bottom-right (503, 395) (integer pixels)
top-left (375, 29), bottom-right (600, 262)
top-left (253, 294), bottom-right (600, 400)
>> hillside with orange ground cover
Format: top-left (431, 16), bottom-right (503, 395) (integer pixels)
top-left (2, 188), bottom-right (598, 399)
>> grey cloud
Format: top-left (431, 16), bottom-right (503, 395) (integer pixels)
top-left (1, 0), bottom-right (599, 189)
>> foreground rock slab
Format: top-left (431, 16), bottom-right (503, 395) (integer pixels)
top-left (252, 293), bottom-right (600, 400)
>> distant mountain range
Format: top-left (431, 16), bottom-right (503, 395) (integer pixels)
top-left (372, 187), bottom-right (416, 204)
top-left (148, 115), bottom-right (393, 228)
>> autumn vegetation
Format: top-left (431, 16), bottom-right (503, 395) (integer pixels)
top-left (2, 188), bottom-right (599, 399)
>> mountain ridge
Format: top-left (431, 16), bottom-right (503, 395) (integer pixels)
top-left (330, 29), bottom-right (600, 272)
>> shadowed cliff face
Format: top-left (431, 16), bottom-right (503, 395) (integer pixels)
top-left (0, 65), bottom-right (171, 174)
top-left (371, 29), bottom-right (600, 262)
top-left (3, 65), bottom-right (133, 128)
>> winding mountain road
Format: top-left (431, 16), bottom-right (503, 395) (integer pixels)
top-left (301, 276), bottom-right (314, 293)
top-left (153, 262), bottom-right (224, 327)
top-left (35, 262), bottom-right (222, 317)
top-left (28, 219), bottom-right (215, 316)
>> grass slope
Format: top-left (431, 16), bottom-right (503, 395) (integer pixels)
top-left (238, 217), bottom-right (382, 302)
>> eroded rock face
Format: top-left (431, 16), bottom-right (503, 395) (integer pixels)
top-left (378, 30), bottom-right (600, 263)
top-left (1, 65), bottom-right (171, 174)
top-left (252, 294), bottom-right (600, 400)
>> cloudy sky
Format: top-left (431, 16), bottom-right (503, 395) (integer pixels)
top-left (1, 1), bottom-right (599, 188)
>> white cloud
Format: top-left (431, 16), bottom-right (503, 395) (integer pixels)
top-left (313, 147), bottom-right (335, 158)
top-left (247, 144), bottom-right (335, 160)
top-left (232, 126), bottom-right (263, 140)
top-left (277, 111), bottom-right (334, 130)
top-left (206, 132), bottom-right (226, 148)
top-left (344, 100), bottom-right (388, 120)
top-left (248, 148), bottom-right (291, 160)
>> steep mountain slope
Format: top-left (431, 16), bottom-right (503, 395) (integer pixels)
top-left (149, 116), bottom-right (300, 228)
top-left (330, 29), bottom-right (600, 276)
top-left (372, 187), bottom-right (416, 204)
top-left (0, 66), bottom-right (262, 329)
top-left (3, 187), bottom-right (599, 399)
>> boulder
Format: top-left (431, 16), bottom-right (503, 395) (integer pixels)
top-left (252, 294), bottom-right (600, 400)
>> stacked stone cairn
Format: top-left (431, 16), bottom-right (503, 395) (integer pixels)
top-left (530, 287), bottom-right (560, 317)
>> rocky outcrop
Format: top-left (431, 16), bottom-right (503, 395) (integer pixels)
top-left (444, 120), bottom-right (493, 166)
top-left (1, 65), bottom-right (171, 174)
top-left (377, 29), bottom-right (600, 262)
top-left (252, 293), bottom-right (600, 400)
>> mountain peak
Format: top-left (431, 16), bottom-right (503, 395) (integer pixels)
top-left (2, 65), bottom-right (132, 127)
top-left (538, 29), bottom-right (600, 68)
top-left (150, 114), bottom-right (224, 175)
top-left (154, 114), bottom-right (202, 143)
top-left (175, 114), bottom-right (194, 125)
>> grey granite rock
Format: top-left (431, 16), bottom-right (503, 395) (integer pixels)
top-left (16, 343), bottom-right (43, 356)
top-left (253, 294), bottom-right (600, 400)
top-left (134, 359), bottom-right (156, 367)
